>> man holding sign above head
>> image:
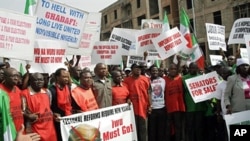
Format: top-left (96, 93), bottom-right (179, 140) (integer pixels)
top-left (182, 62), bottom-right (207, 141)
top-left (123, 63), bottom-right (151, 141)
top-left (71, 70), bottom-right (98, 113)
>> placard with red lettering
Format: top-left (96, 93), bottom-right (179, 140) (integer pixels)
top-left (91, 41), bottom-right (122, 65)
top-left (152, 27), bottom-right (188, 60)
top-left (135, 28), bottom-right (161, 54)
top-left (32, 39), bottom-right (67, 74)
top-left (60, 104), bottom-right (137, 141)
top-left (0, 9), bottom-right (36, 60)
top-left (228, 18), bottom-right (250, 45)
top-left (141, 19), bottom-right (163, 29)
top-left (126, 55), bottom-right (145, 68)
top-left (35, 0), bottom-right (88, 48)
top-left (245, 35), bottom-right (250, 64)
top-left (109, 28), bottom-right (136, 55)
top-left (205, 23), bottom-right (226, 51)
top-left (66, 12), bottom-right (101, 55)
top-left (184, 71), bottom-right (220, 103)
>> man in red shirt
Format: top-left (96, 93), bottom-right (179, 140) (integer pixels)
top-left (71, 71), bottom-right (99, 112)
top-left (111, 70), bottom-right (130, 105)
top-left (22, 72), bottom-right (57, 141)
top-left (123, 63), bottom-right (151, 141)
top-left (0, 68), bottom-right (24, 131)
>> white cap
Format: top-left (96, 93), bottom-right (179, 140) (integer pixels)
top-left (236, 58), bottom-right (249, 67)
top-left (124, 68), bottom-right (131, 71)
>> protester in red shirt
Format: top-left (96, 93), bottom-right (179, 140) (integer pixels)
top-left (164, 63), bottom-right (186, 141)
top-left (22, 72), bottom-right (57, 141)
top-left (123, 63), bottom-right (151, 141)
top-left (71, 71), bottom-right (99, 113)
top-left (0, 68), bottom-right (24, 131)
top-left (111, 70), bottom-right (130, 105)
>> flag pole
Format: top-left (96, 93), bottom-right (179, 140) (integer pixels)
top-left (191, 0), bottom-right (196, 36)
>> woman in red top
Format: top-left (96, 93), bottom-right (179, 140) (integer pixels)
top-left (22, 73), bottom-right (57, 141)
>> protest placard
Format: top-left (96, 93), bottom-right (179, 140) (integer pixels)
top-left (0, 9), bottom-right (36, 60)
top-left (152, 27), bottom-right (187, 60)
top-left (35, 0), bottom-right (88, 47)
top-left (146, 49), bottom-right (161, 61)
top-left (91, 41), bottom-right (122, 65)
top-left (31, 39), bottom-right (67, 74)
top-left (66, 55), bottom-right (95, 71)
top-left (228, 18), bottom-right (250, 45)
top-left (60, 104), bottom-right (137, 141)
top-left (126, 55), bottom-right (145, 68)
top-left (173, 44), bottom-right (197, 66)
top-left (141, 19), bottom-right (163, 29)
top-left (205, 23), bottom-right (226, 51)
top-left (239, 48), bottom-right (249, 64)
top-left (209, 55), bottom-right (223, 66)
top-left (245, 35), bottom-right (250, 64)
top-left (136, 28), bottom-right (161, 54)
top-left (224, 110), bottom-right (250, 140)
top-left (185, 71), bottom-right (220, 103)
top-left (66, 12), bottom-right (101, 55)
top-left (109, 28), bottom-right (135, 55)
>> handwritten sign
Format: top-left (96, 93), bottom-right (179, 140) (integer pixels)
top-left (126, 55), bottom-right (145, 68)
top-left (32, 39), bottom-right (67, 74)
top-left (185, 71), bottom-right (220, 103)
top-left (135, 28), bottom-right (161, 54)
top-left (228, 18), bottom-right (250, 44)
top-left (206, 23), bottom-right (226, 51)
top-left (91, 41), bottom-right (122, 65)
top-left (35, 0), bottom-right (88, 47)
top-left (152, 27), bottom-right (187, 60)
top-left (66, 12), bottom-right (101, 55)
top-left (0, 9), bottom-right (36, 60)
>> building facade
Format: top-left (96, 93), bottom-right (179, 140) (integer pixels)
top-left (100, 0), bottom-right (250, 65)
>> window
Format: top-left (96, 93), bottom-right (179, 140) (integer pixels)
top-left (186, 0), bottom-right (192, 9)
top-left (149, 0), bottom-right (159, 16)
top-left (233, 3), bottom-right (250, 20)
top-left (163, 6), bottom-right (171, 14)
top-left (190, 18), bottom-right (194, 33)
top-left (213, 11), bottom-right (222, 25)
top-left (114, 10), bottom-right (117, 19)
top-left (104, 15), bottom-right (107, 24)
top-left (137, 0), bottom-right (141, 8)
top-left (137, 15), bottom-right (146, 26)
top-left (122, 20), bottom-right (133, 28)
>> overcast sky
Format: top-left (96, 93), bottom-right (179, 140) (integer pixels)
top-left (0, 0), bottom-right (118, 13)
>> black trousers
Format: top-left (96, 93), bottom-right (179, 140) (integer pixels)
top-left (148, 107), bottom-right (167, 141)
top-left (135, 115), bottom-right (147, 141)
top-left (185, 111), bottom-right (205, 141)
top-left (167, 111), bottom-right (185, 141)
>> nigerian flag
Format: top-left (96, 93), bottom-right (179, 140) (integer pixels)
top-left (0, 90), bottom-right (17, 141)
top-left (24, 0), bottom-right (37, 15)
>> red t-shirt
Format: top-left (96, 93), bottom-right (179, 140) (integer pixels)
top-left (0, 84), bottom-right (24, 131)
top-left (123, 76), bottom-right (150, 119)
top-left (71, 87), bottom-right (99, 112)
top-left (164, 75), bottom-right (186, 113)
top-left (22, 88), bottom-right (57, 141)
top-left (112, 83), bottom-right (129, 105)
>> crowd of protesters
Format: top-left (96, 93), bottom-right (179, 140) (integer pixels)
top-left (1, 51), bottom-right (250, 141)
